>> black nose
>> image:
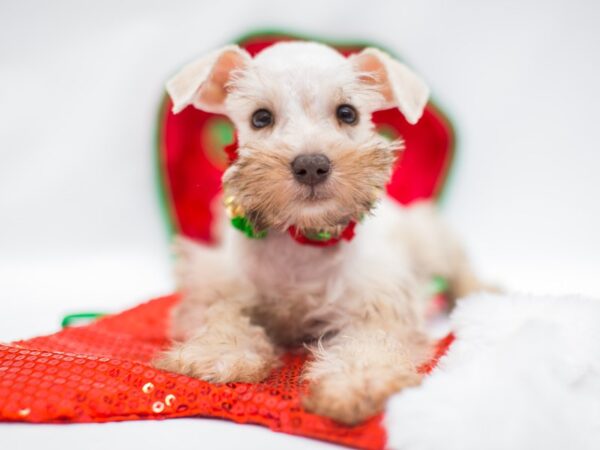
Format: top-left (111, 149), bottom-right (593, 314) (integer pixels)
top-left (291, 154), bottom-right (331, 186)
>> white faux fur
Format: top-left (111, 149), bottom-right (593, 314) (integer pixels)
top-left (385, 292), bottom-right (600, 450)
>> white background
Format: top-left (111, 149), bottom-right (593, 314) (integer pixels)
top-left (1, 1), bottom-right (599, 448)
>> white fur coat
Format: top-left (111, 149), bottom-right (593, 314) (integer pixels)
top-left (385, 292), bottom-right (600, 450)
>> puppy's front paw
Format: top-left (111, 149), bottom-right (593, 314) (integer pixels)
top-left (302, 369), bottom-right (421, 425)
top-left (153, 332), bottom-right (277, 383)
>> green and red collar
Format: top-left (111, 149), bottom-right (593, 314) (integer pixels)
top-left (288, 222), bottom-right (356, 247)
top-left (227, 200), bottom-right (358, 247)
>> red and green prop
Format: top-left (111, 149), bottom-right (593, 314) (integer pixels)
top-left (157, 31), bottom-right (455, 244)
top-left (0, 31), bottom-right (456, 449)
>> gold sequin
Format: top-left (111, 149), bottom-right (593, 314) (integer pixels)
top-left (152, 401), bottom-right (165, 413)
top-left (18, 408), bottom-right (31, 417)
top-left (223, 195), bottom-right (236, 207)
top-left (142, 382), bottom-right (154, 394)
top-left (223, 195), bottom-right (245, 218)
top-left (165, 394), bottom-right (176, 406)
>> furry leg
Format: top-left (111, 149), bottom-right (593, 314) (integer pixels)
top-left (154, 300), bottom-right (278, 383)
top-left (302, 325), bottom-right (429, 425)
top-left (153, 236), bottom-right (278, 382)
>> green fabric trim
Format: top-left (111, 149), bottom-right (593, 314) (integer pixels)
top-left (61, 312), bottom-right (105, 328)
top-left (211, 119), bottom-right (235, 146)
top-left (154, 95), bottom-right (177, 238)
top-left (427, 101), bottom-right (457, 207)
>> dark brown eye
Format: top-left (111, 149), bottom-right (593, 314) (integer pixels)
top-left (336, 104), bottom-right (358, 125)
top-left (251, 109), bottom-right (273, 129)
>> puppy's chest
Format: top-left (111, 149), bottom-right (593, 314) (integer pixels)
top-left (239, 232), bottom-right (350, 344)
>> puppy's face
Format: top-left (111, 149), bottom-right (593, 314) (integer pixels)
top-left (168, 42), bottom-right (429, 234)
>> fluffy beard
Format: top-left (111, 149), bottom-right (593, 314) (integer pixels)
top-left (222, 136), bottom-right (402, 234)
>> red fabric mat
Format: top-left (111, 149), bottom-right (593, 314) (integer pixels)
top-left (0, 294), bottom-right (453, 450)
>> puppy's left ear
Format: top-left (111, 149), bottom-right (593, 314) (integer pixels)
top-left (167, 45), bottom-right (251, 114)
top-left (349, 48), bottom-right (429, 124)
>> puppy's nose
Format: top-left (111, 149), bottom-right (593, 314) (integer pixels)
top-left (291, 154), bottom-right (331, 186)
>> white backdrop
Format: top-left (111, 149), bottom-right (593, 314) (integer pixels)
top-left (1, 1), bottom-right (599, 447)
top-left (1, 0), bottom-right (599, 338)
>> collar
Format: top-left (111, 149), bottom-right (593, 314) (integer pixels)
top-left (228, 208), bottom-right (358, 247)
top-left (287, 222), bottom-right (356, 247)
top-left (224, 136), bottom-right (358, 247)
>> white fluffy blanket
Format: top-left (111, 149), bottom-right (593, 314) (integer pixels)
top-left (385, 293), bottom-right (600, 450)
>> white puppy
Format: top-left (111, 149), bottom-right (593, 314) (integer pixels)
top-left (155, 41), bottom-right (484, 424)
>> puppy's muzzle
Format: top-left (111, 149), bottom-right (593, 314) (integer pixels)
top-left (291, 154), bottom-right (331, 186)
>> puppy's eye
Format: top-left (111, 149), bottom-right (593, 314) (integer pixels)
top-left (251, 109), bottom-right (273, 129)
top-left (336, 104), bottom-right (358, 125)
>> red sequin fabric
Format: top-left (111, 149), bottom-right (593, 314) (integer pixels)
top-left (0, 294), bottom-right (453, 449)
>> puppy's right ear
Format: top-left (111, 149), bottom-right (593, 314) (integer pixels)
top-left (167, 45), bottom-right (251, 114)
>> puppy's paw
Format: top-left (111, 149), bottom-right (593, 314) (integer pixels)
top-left (153, 332), bottom-right (277, 383)
top-left (302, 369), bottom-right (421, 425)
